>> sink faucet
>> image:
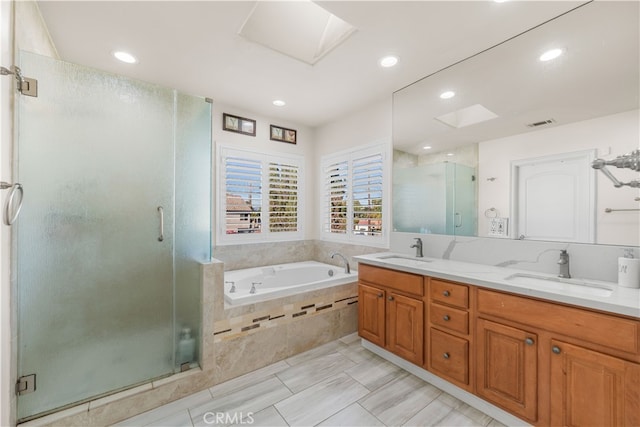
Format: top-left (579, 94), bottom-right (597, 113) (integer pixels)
top-left (411, 238), bottom-right (424, 258)
top-left (330, 252), bottom-right (351, 274)
top-left (558, 250), bottom-right (570, 278)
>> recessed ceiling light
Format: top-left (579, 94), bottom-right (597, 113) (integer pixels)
top-left (113, 51), bottom-right (137, 64)
top-left (423, 146), bottom-right (432, 150)
top-left (494, 0), bottom-right (508, 3)
top-left (539, 48), bottom-right (563, 62)
top-left (440, 91), bottom-right (455, 99)
top-left (446, 153), bottom-right (454, 157)
top-left (273, 100), bottom-right (286, 107)
top-left (379, 55), bottom-right (399, 68)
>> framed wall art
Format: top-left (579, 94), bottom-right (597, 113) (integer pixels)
top-left (223, 113), bottom-right (256, 137)
top-left (270, 125), bottom-right (297, 144)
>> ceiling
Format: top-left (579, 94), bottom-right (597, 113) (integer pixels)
top-left (37, 1), bottom-right (585, 128)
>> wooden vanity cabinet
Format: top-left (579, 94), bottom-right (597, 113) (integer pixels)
top-left (426, 279), bottom-right (473, 391)
top-left (476, 318), bottom-right (538, 423)
top-left (358, 263), bottom-right (640, 426)
top-left (476, 288), bottom-right (640, 426)
top-left (358, 264), bottom-right (424, 365)
top-left (549, 340), bottom-right (640, 427)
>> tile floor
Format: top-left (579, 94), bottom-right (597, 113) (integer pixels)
top-left (117, 333), bottom-right (507, 427)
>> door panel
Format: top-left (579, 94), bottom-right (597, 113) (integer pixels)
top-left (16, 52), bottom-right (175, 420)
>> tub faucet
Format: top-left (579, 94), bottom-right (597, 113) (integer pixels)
top-left (411, 238), bottom-right (424, 258)
top-left (250, 282), bottom-right (260, 294)
top-left (225, 281), bottom-right (236, 293)
top-left (557, 250), bottom-right (571, 278)
top-left (330, 252), bottom-right (351, 274)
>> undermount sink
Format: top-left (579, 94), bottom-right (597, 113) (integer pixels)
top-left (377, 255), bottom-right (433, 267)
top-left (504, 273), bottom-right (613, 297)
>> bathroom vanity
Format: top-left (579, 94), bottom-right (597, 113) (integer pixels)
top-left (355, 254), bottom-right (640, 427)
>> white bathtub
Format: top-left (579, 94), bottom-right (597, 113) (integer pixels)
top-left (224, 261), bottom-right (357, 305)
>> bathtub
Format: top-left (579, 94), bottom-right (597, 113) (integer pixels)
top-left (224, 261), bottom-right (357, 305)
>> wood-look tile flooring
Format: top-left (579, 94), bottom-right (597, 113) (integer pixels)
top-left (117, 333), bottom-right (506, 427)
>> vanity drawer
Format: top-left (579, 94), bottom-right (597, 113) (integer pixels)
top-left (430, 328), bottom-right (469, 385)
top-left (430, 303), bottom-right (469, 335)
top-left (359, 264), bottom-right (423, 296)
top-left (477, 289), bottom-right (640, 356)
top-left (430, 279), bottom-right (469, 309)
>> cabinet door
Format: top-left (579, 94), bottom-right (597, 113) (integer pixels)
top-left (476, 318), bottom-right (538, 423)
top-left (358, 283), bottom-right (386, 347)
top-left (550, 340), bottom-right (640, 427)
top-left (387, 292), bottom-right (424, 365)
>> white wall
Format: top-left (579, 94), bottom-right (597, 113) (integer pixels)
top-left (1, 2), bottom-right (58, 425)
top-left (478, 109), bottom-right (640, 245)
top-left (211, 102), bottom-right (315, 244)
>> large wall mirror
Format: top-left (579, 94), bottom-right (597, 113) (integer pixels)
top-left (392, 1), bottom-right (639, 246)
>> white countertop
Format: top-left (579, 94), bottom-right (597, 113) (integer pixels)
top-left (354, 252), bottom-right (640, 318)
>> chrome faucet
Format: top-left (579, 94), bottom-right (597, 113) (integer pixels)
top-left (225, 281), bottom-right (236, 293)
top-left (250, 282), bottom-right (260, 294)
top-left (411, 238), bottom-right (424, 258)
top-left (330, 252), bottom-right (351, 274)
top-left (557, 250), bottom-right (570, 278)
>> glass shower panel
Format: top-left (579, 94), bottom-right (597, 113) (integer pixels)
top-left (16, 52), bottom-right (175, 420)
top-left (453, 164), bottom-right (477, 236)
top-left (174, 93), bottom-right (212, 369)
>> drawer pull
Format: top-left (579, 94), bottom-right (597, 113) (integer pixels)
top-left (443, 315), bottom-right (450, 321)
top-left (443, 290), bottom-right (451, 297)
top-left (388, 296), bottom-right (394, 301)
top-left (525, 338), bottom-right (534, 346)
top-left (377, 293), bottom-right (383, 298)
top-left (552, 345), bottom-right (562, 355)
top-left (443, 352), bottom-right (450, 359)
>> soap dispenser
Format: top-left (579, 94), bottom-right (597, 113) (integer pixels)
top-left (177, 327), bottom-right (196, 366)
top-left (618, 248), bottom-right (640, 288)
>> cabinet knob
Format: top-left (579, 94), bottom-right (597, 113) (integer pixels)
top-left (443, 352), bottom-right (450, 359)
top-left (377, 293), bottom-right (383, 298)
top-left (525, 338), bottom-right (534, 346)
top-left (388, 296), bottom-right (394, 301)
top-left (443, 315), bottom-right (450, 321)
top-left (443, 290), bottom-right (450, 297)
top-left (552, 345), bottom-right (561, 355)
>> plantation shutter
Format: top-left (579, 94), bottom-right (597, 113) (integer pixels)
top-left (269, 161), bottom-right (299, 233)
top-left (323, 159), bottom-right (349, 234)
top-left (224, 155), bottom-right (262, 235)
top-left (352, 153), bottom-right (384, 236)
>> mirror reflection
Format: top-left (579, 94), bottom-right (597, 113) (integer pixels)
top-left (392, 1), bottom-right (639, 246)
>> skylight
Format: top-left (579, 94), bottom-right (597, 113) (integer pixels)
top-left (435, 104), bottom-right (499, 128)
top-left (239, 1), bottom-right (357, 65)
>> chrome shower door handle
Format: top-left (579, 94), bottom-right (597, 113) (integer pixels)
top-left (454, 212), bottom-right (462, 228)
top-left (1, 182), bottom-right (24, 226)
top-left (157, 206), bottom-right (164, 242)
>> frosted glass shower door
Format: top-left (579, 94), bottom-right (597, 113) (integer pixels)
top-left (16, 52), bottom-right (175, 420)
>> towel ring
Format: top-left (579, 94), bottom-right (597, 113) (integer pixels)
top-left (484, 208), bottom-right (499, 218)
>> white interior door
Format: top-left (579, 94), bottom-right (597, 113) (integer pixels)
top-left (512, 150), bottom-right (596, 243)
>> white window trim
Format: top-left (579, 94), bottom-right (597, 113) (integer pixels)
top-left (216, 144), bottom-right (304, 245)
top-left (320, 141), bottom-right (390, 248)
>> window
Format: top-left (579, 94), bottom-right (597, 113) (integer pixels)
top-left (321, 143), bottom-right (388, 246)
top-left (218, 146), bottom-right (303, 244)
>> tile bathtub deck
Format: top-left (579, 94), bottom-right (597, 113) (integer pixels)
top-left (117, 333), bottom-right (506, 427)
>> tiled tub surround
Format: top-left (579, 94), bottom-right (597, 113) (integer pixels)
top-left (20, 251), bottom-right (363, 427)
top-left (212, 239), bottom-right (385, 272)
top-left (212, 281), bottom-right (359, 384)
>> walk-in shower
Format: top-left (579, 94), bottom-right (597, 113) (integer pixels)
top-left (12, 52), bottom-right (211, 421)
